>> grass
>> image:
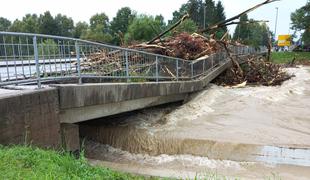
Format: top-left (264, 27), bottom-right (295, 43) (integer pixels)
top-left (271, 52), bottom-right (310, 64)
top-left (0, 145), bottom-right (283, 180)
top-left (0, 145), bottom-right (150, 180)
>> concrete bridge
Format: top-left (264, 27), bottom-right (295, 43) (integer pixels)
top-left (0, 32), bottom-right (266, 151)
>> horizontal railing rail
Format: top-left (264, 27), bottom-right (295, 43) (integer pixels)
top-left (0, 31), bottom-right (267, 88)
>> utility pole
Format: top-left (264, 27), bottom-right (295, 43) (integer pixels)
top-left (274, 7), bottom-right (279, 42)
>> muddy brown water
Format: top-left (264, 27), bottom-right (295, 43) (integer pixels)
top-left (80, 66), bottom-right (310, 179)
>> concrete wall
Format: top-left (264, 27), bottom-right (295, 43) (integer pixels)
top-left (0, 88), bottom-right (61, 148)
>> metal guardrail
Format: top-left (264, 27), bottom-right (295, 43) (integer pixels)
top-left (0, 31), bottom-right (266, 88)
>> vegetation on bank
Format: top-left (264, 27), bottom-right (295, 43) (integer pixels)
top-left (0, 145), bottom-right (149, 180)
top-left (271, 52), bottom-right (310, 64)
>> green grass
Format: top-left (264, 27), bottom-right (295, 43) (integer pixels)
top-left (271, 52), bottom-right (310, 64)
top-left (0, 145), bottom-right (150, 180)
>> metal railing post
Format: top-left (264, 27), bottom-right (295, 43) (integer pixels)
top-left (203, 58), bottom-right (205, 73)
top-left (191, 63), bottom-right (194, 79)
top-left (155, 56), bottom-right (159, 82)
top-left (33, 36), bottom-right (41, 89)
top-left (125, 51), bottom-right (129, 82)
top-left (75, 41), bottom-right (82, 84)
top-left (176, 59), bottom-right (179, 81)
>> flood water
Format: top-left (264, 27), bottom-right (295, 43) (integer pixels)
top-left (81, 66), bottom-right (310, 179)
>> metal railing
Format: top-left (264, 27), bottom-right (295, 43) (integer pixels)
top-left (0, 31), bottom-right (266, 88)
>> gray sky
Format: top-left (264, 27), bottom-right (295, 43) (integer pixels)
top-left (0, 0), bottom-right (307, 39)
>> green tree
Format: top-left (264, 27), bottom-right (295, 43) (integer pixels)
top-left (233, 14), bottom-right (250, 41)
top-left (173, 19), bottom-right (198, 34)
top-left (21, 14), bottom-right (39, 33)
top-left (89, 13), bottom-right (109, 31)
top-left (73, 21), bottom-right (88, 38)
top-left (124, 15), bottom-right (163, 44)
top-left (204, 0), bottom-right (217, 27)
top-left (168, 4), bottom-right (189, 25)
top-left (8, 20), bottom-right (24, 32)
top-left (0, 17), bottom-right (11, 31)
top-left (155, 15), bottom-right (166, 31)
top-left (233, 15), bottom-right (270, 47)
top-left (55, 14), bottom-right (74, 37)
top-left (38, 11), bottom-right (58, 35)
top-left (214, 1), bottom-right (227, 38)
top-left (168, 0), bottom-right (225, 33)
top-left (110, 7), bottom-right (135, 45)
top-left (291, 1), bottom-right (310, 44)
top-left (81, 13), bottom-right (112, 43)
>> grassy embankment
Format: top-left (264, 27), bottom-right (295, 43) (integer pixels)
top-left (0, 145), bottom-right (153, 180)
top-left (271, 52), bottom-right (310, 64)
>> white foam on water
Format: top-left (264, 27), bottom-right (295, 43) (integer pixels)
top-left (90, 142), bottom-right (247, 170)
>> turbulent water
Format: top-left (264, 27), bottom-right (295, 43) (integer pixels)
top-left (81, 66), bottom-right (310, 179)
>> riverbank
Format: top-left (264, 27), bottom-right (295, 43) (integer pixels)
top-left (0, 145), bottom-right (151, 180)
top-left (271, 52), bottom-right (310, 64)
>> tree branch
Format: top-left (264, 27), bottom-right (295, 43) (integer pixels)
top-left (200, 0), bottom-right (279, 33)
top-left (147, 14), bottom-right (189, 44)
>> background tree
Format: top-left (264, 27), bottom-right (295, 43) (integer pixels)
top-left (110, 7), bottom-right (135, 45)
top-left (73, 21), bottom-right (88, 38)
top-left (168, 4), bottom-right (189, 25)
top-left (38, 11), bottom-right (58, 35)
top-left (233, 14), bottom-right (250, 41)
top-left (291, 1), bottom-right (310, 44)
top-left (81, 13), bottom-right (112, 43)
top-left (168, 0), bottom-right (226, 34)
top-left (8, 20), bottom-right (24, 32)
top-left (55, 14), bottom-right (74, 37)
top-left (124, 15), bottom-right (164, 44)
top-left (233, 15), bottom-right (270, 47)
top-left (214, 1), bottom-right (227, 38)
top-left (21, 14), bottom-right (39, 33)
top-left (0, 17), bottom-right (11, 31)
top-left (173, 19), bottom-right (198, 34)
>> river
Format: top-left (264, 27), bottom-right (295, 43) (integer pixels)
top-left (80, 66), bottom-right (310, 179)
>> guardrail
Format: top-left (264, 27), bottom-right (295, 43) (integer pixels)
top-left (0, 31), bottom-right (266, 88)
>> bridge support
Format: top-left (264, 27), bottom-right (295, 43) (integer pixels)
top-left (61, 123), bottom-right (80, 152)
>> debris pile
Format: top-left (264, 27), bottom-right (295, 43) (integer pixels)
top-left (214, 57), bottom-right (294, 86)
top-left (129, 33), bottom-right (223, 60)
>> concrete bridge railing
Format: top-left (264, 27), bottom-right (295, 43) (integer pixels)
top-left (0, 31), bottom-right (265, 88)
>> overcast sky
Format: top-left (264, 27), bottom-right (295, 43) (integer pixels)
top-left (0, 0), bottom-right (307, 38)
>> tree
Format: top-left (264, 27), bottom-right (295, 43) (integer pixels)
top-left (8, 20), bottom-right (24, 32)
top-left (204, 0), bottom-right (217, 27)
top-left (81, 25), bottom-right (113, 43)
top-left (214, 1), bottom-right (227, 38)
top-left (0, 17), bottom-right (11, 31)
top-left (73, 21), bottom-right (88, 38)
top-left (233, 15), bottom-right (270, 47)
top-left (55, 14), bottom-right (74, 37)
top-left (89, 13), bottom-right (109, 31)
top-left (21, 14), bottom-right (39, 33)
top-left (124, 15), bottom-right (163, 44)
top-left (155, 15), bottom-right (166, 31)
top-left (81, 13), bottom-right (112, 43)
top-left (38, 11), bottom-right (58, 35)
top-left (173, 19), bottom-right (198, 34)
top-left (168, 0), bottom-right (226, 32)
top-left (168, 4), bottom-right (189, 25)
top-left (110, 7), bottom-right (135, 45)
top-left (233, 14), bottom-right (250, 41)
top-left (291, 1), bottom-right (310, 44)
